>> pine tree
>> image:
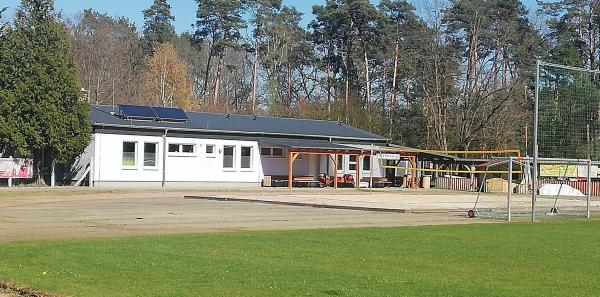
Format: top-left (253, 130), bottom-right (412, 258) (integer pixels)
top-left (194, 0), bottom-right (246, 107)
top-left (0, 7), bottom-right (7, 32)
top-left (0, 0), bottom-right (91, 182)
top-left (142, 0), bottom-right (176, 56)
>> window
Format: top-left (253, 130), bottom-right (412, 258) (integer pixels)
top-left (363, 156), bottom-right (371, 171)
top-left (260, 147), bottom-right (271, 156)
top-left (272, 148), bottom-right (284, 157)
top-left (182, 145), bottom-right (194, 153)
top-left (261, 147), bottom-right (284, 158)
top-left (168, 144), bottom-right (195, 156)
top-left (168, 144), bottom-right (180, 153)
top-left (206, 144), bottom-right (215, 155)
top-left (122, 142), bottom-right (136, 167)
top-left (349, 155), bottom-right (357, 171)
top-left (223, 145), bottom-right (235, 169)
top-left (241, 146), bottom-right (252, 169)
top-left (337, 155), bottom-right (343, 171)
top-left (144, 143), bottom-right (157, 167)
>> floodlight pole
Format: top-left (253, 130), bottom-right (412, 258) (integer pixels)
top-left (532, 59), bottom-right (540, 223)
top-left (508, 157), bottom-right (513, 222)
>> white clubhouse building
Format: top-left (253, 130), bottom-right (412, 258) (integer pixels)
top-left (72, 105), bottom-right (416, 188)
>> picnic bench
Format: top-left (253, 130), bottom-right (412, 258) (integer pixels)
top-left (361, 177), bottom-right (393, 188)
top-left (292, 176), bottom-right (320, 187)
top-left (267, 175), bottom-right (319, 187)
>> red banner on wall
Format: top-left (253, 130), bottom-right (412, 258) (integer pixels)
top-left (0, 158), bottom-right (33, 179)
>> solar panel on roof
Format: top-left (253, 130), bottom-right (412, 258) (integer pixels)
top-left (118, 104), bottom-right (157, 120)
top-left (153, 107), bottom-right (188, 122)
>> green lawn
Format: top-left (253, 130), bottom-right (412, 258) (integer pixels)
top-left (1, 221), bottom-right (599, 297)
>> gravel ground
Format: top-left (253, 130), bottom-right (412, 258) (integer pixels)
top-left (0, 188), bottom-right (479, 242)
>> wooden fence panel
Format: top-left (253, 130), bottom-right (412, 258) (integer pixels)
top-left (434, 177), bottom-right (477, 191)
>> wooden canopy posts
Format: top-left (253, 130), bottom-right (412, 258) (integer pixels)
top-left (405, 154), bottom-right (417, 189)
top-left (287, 151), bottom-right (300, 189)
top-left (287, 149), bottom-right (371, 189)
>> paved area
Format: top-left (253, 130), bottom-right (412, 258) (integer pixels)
top-left (0, 188), bottom-right (480, 242)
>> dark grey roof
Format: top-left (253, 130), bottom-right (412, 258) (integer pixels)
top-left (92, 105), bottom-right (387, 143)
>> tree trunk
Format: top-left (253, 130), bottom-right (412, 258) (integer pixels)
top-left (382, 58), bottom-right (388, 115)
top-left (36, 149), bottom-right (46, 186)
top-left (203, 42), bottom-right (213, 102)
top-left (390, 39), bottom-right (399, 135)
top-left (160, 70), bottom-right (166, 107)
top-left (287, 61), bottom-right (292, 116)
top-left (344, 53), bottom-right (349, 124)
top-left (326, 46), bottom-right (332, 118)
top-left (364, 51), bottom-right (371, 127)
top-left (50, 159), bottom-right (56, 187)
top-left (588, 6), bottom-right (596, 70)
top-left (213, 51), bottom-right (224, 107)
top-left (391, 39), bottom-right (399, 110)
top-left (252, 34), bottom-right (259, 114)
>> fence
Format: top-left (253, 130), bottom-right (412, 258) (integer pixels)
top-left (0, 158), bottom-right (34, 187)
top-left (539, 178), bottom-right (600, 197)
top-left (532, 61), bottom-right (600, 222)
top-left (434, 177), bottom-right (477, 191)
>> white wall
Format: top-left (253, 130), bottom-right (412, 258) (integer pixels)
top-left (260, 149), bottom-right (311, 177)
top-left (93, 133), bottom-right (262, 185)
top-left (328, 154), bottom-right (385, 179)
top-left (92, 132), bottom-right (389, 186)
top-left (94, 133), bottom-right (164, 183)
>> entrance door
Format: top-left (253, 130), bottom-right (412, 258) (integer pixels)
top-left (385, 160), bottom-right (398, 185)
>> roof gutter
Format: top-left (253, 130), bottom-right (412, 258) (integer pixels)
top-left (93, 122), bottom-right (389, 143)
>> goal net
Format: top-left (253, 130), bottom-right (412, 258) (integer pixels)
top-left (472, 157), bottom-right (593, 221)
top-left (532, 61), bottom-right (600, 221)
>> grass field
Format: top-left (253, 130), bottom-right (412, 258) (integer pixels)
top-left (1, 220), bottom-right (599, 297)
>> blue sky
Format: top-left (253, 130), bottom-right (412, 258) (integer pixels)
top-left (2, 0), bottom-right (539, 33)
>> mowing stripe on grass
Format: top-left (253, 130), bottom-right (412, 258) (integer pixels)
top-left (0, 221), bottom-right (599, 297)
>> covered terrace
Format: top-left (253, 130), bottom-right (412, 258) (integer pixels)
top-left (258, 139), bottom-right (375, 189)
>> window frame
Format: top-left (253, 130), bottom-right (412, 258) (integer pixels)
top-left (336, 154), bottom-right (344, 171)
top-left (168, 143), bottom-right (180, 153)
top-left (205, 144), bottom-right (216, 158)
top-left (122, 141), bottom-right (138, 169)
top-left (168, 143), bottom-right (197, 157)
top-left (181, 144), bottom-right (195, 154)
top-left (240, 146), bottom-right (253, 171)
top-left (260, 147), bottom-right (285, 158)
top-left (362, 156), bottom-right (371, 172)
top-left (260, 147), bottom-right (272, 156)
top-left (222, 145), bottom-right (236, 171)
top-left (143, 142), bottom-right (159, 169)
top-left (349, 155), bottom-right (357, 171)
top-left (271, 147), bottom-right (284, 158)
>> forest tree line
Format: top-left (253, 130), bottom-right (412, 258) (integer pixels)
top-left (3, 0), bottom-right (600, 156)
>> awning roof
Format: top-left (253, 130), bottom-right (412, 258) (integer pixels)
top-left (257, 138), bottom-right (366, 153)
top-left (380, 144), bottom-right (456, 162)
